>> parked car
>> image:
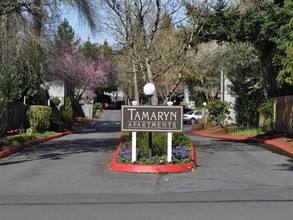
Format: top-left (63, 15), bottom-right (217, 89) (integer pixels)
top-left (183, 110), bottom-right (203, 124)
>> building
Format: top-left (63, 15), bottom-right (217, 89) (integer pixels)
top-left (219, 70), bottom-right (236, 124)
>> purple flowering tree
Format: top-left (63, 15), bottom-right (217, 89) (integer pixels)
top-left (55, 50), bottom-right (114, 117)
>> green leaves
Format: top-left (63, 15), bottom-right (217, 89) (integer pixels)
top-left (275, 0), bottom-right (293, 85)
top-left (0, 62), bottom-right (32, 102)
top-left (27, 105), bottom-right (52, 134)
top-left (185, 0), bottom-right (293, 127)
top-left (207, 100), bottom-right (231, 128)
top-left (54, 19), bottom-right (79, 50)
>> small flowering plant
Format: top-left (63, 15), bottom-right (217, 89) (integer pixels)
top-left (172, 143), bottom-right (191, 164)
top-left (118, 132), bottom-right (192, 164)
top-left (117, 141), bottom-right (132, 163)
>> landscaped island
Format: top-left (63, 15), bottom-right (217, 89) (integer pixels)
top-left (109, 132), bottom-right (197, 173)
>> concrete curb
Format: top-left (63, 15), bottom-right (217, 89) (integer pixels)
top-left (109, 133), bottom-right (197, 173)
top-left (186, 130), bottom-right (293, 155)
top-left (0, 131), bottom-right (73, 159)
top-left (0, 119), bottom-right (93, 159)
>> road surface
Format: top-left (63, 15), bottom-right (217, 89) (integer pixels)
top-left (0, 110), bottom-right (292, 220)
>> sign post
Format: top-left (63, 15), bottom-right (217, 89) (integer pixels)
top-left (167, 132), bottom-right (172, 162)
top-left (131, 131), bottom-right (137, 163)
top-left (167, 101), bottom-right (173, 163)
top-left (122, 106), bottom-right (183, 163)
top-left (121, 106), bottom-right (183, 132)
top-left (131, 101), bottom-right (138, 163)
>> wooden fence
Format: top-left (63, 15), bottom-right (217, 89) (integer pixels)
top-left (271, 95), bottom-right (293, 134)
top-left (0, 101), bottom-right (94, 133)
top-left (0, 101), bottom-right (28, 132)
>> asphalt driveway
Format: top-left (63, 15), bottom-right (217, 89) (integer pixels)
top-left (0, 110), bottom-right (292, 220)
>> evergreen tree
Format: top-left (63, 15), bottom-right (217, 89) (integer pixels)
top-left (78, 40), bottom-right (100, 60)
top-left (275, 0), bottom-right (293, 85)
top-left (54, 19), bottom-right (79, 51)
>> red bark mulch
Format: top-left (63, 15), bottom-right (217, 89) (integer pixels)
top-left (192, 124), bottom-right (293, 149)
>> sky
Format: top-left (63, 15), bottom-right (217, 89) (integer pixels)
top-left (61, 7), bottom-right (115, 46)
top-left (60, 0), bottom-right (240, 46)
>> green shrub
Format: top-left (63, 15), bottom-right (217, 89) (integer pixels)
top-left (123, 132), bottom-right (132, 142)
top-left (78, 100), bottom-right (85, 105)
top-left (135, 132), bottom-right (191, 158)
top-left (27, 105), bottom-right (52, 134)
top-left (119, 132), bottom-right (192, 164)
top-left (62, 97), bottom-right (74, 128)
top-left (51, 97), bottom-right (61, 106)
top-left (93, 102), bottom-right (103, 117)
top-left (51, 115), bottom-right (65, 131)
top-left (207, 100), bottom-right (231, 127)
top-left (137, 132), bottom-right (167, 158)
top-left (258, 100), bottom-right (274, 132)
top-left (234, 95), bottom-right (261, 128)
top-left (50, 107), bottom-right (65, 132)
top-left (64, 97), bottom-right (73, 117)
top-left (172, 133), bottom-right (190, 147)
top-left (62, 113), bottom-right (73, 129)
top-left (75, 116), bottom-right (84, 122)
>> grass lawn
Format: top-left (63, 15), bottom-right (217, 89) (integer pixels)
top-left (0, 131), bottom-right (56, 151)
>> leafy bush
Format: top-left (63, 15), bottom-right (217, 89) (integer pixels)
top-left (27, 105), bottom-right (52, 134)
top-left (49, 97), bottom-right (76, 130)
top-left (51, 97), bottom-right (61, 106)
top-left (62, 97), bottom-right (74, 128)
top-left (258, 100), bottom-right (274, 132)
top-left (78, 100), bottom-right (85, 105)
top-left (172, 133), bottom-right (190, 147)
top-left (235, 96), bottom-right (260, 128)
top-left (62, 113), bottom-right (74, 129)
top-left (123, 132), bottom-right (132, 142)
top-left (207, 100), bottom-right (231, 127)
top-left (64, 97), bottom-right (73, 117)
top-left (118, 132), bottom-right (192, 164)
top-left (137, 132), bottom-right (167, 158)
top-left (75, 116), bottom-right (85, 122)
top-left (50, 106), bottom-right (65, 132)
top-left (93, 102), bottom-right (103, 117)
top-left (51, 115), bottom-right (65, 131)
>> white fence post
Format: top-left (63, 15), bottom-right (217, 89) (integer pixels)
top-left (132, 132), bottom-right (137, 163)
top-left (167, 101), bottom-right (173, 162)
top-left (131, 101), bottom-right (138, 163)
top-left (167, 132), bottom-right (172, 162)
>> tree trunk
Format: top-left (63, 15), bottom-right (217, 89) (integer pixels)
top-left (132, 60), bottom-right (139, 102)
top-left (32, 0), bottom-right (43, 85)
